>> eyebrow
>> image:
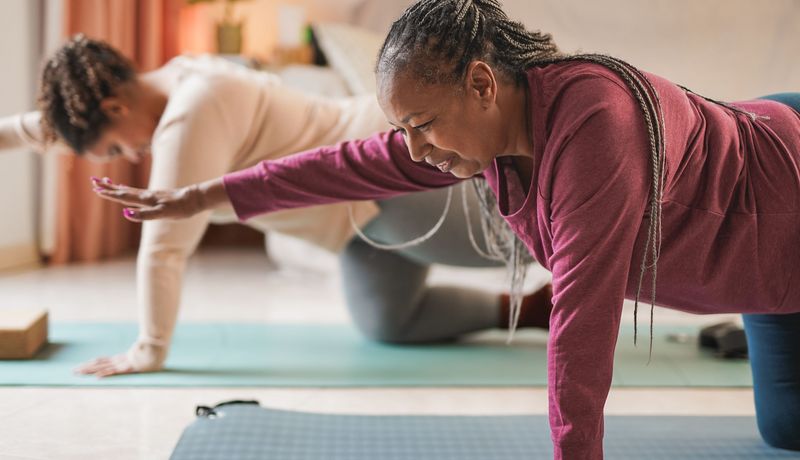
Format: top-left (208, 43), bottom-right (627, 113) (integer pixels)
top-left (401, 112), bottom-right (424, 123)
top-left (387, 112), bottom-right (428, 129)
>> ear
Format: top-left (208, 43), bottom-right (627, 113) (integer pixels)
top-left (463, 61), bottom-right (497, 109)
top-left (99, 98), bottom-right (130, 120)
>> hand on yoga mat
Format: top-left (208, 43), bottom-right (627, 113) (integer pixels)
top-left (74, 341), bottom-right (166, 378)
top-left (90, 176), bottom-right (229, 222)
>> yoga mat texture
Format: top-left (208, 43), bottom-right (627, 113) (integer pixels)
top-left (0, 322), bottom-right (752, 387)
top-left (170, 403), bottom-right (798, 460)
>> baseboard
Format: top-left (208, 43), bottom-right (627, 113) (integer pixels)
top-left (0, 243), bottom-right (40, 272)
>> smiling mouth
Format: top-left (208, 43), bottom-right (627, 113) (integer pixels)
top-left (434, 157), bottom-right (454, 173)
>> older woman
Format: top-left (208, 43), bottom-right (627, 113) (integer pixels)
top-left (93, 0), bottom-right (800, 457)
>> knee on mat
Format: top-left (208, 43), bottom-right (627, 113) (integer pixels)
top-left (757, 417), bottom-right (800, 451)
top-left (350, 310), bottom-right (415, 344)
top-left (355, 323), bottom-right (415, 344)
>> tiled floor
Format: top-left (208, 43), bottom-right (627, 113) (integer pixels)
top-left (0, 237), bottom-right (751, 460)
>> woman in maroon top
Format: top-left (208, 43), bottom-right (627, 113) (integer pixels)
top-left (94, 0), bottom-right (800, 458)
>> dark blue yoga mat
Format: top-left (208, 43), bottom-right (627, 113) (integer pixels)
top-left (170, 403), bottom-right (800, 459)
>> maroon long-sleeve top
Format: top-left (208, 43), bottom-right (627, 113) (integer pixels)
top-left (223, 61), bottom-right (800, 459)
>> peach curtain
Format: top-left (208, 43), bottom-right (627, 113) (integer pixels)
top-left (51, 0), bottom-right (183, 264)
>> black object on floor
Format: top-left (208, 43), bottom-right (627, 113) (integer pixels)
top-left (699, 321), bottom-right (749, 359)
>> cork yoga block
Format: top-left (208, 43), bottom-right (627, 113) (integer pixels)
top-left (0, 309), bottom-right (48, 359)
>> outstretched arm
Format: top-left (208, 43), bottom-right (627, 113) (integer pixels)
top-left (0, 112), bottom-right (48, 152)
top-left (91, 175), bottom-right (229, 222)
top-left (222, 129), bottom-right (460, 220)
top-left (93, 130), bottom-right (461, 222)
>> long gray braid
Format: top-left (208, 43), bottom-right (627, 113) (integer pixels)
top-left (375, 0), bottom-right (668, 355)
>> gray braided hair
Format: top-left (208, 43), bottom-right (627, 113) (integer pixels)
top-left (376, 0), bottom-right (667, 355)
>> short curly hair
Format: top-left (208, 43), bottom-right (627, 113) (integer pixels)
top-left (37, 34), bottom-right (136, 153)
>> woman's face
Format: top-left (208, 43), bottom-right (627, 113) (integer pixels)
top-left (84, 91), bottom-right (157, 164)
top-left (377, 65), bottom-right (504, 179)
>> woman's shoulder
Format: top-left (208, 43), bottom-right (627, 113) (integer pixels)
top-left (527, 59), bottom-right (648, 137)
top-left (529, 59), bottom-right (642, 102)
top-left (154, 70), bottom-right (255, 139)
top-left (165, 54), bottom-right (279, 102)
top-left (163, 58), bottom-right (273, 117)
top-left (166, 54), bottom-right (278, 80)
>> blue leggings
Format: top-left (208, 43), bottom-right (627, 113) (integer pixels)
top-left (743, 92), bottom-right (800, 451)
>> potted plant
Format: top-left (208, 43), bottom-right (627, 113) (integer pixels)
top-left (187, 0), bottom-right (250, 55)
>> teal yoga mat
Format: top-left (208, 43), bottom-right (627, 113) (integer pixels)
top-left (0, 322), bottom-right (752, 387)
top-left (171, 403), bottom-right (798, 460)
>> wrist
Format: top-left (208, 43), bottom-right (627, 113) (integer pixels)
top-left (126, 340), bottom-right (168, 371)
top-left (186, 183), bottom-right (205, 214)
top-left (195, 177), bottom-right (229, 211)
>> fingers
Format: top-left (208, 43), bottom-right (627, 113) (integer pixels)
top-left (122, 204), bottom-right (168, 222)
top-left (73, 355), bottom-right (135, 378)
top-left (90, 176), bottom-right (120, 192)
top-left (73, 356), bottom-right (110, 375)
top-left (73, 356), bottom-right (117, 376)
top-left (93, 362), bottom-right (134, 378)
top-left (98, 188), bottom-right (156, 207)
top-left (91, 177), bottom-right (154, 207)
top-left (89, 176), bottom-right (192, 222)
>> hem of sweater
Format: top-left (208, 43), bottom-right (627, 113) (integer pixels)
top-left (552, 437), bottom-right (603, 460)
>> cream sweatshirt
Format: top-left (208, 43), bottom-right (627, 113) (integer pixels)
top-left (1, 55), bottom-right (389, 369)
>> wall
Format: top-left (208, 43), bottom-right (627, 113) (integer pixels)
top-left (0, 0), bottom-right (40, 271)
top-left (352, 0), bottom-right (800, 101)
top-left (180, 0), bottom-right (364, 61)
top-left (501, 0), bottom-right (800, 100)
top-left (37, 0), bottom-right (64, 257)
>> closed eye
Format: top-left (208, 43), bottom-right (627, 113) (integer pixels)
top-left (412, 119), bottom-right (435, 132)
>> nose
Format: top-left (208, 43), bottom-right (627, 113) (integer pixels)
top-left (86, 152), bottom-right (112, 164)
top-left (122, 146), bottom-right (142, 164)
top-left (404, 130), bottom-right (429, 163)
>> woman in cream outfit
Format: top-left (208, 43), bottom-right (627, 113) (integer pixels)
top-left (0, 35), bottom-right (551, 377)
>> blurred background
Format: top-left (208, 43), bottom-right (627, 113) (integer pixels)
top-left (1, 0), bottom-right (798, 270)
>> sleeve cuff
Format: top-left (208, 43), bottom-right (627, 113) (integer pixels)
top-left (552, 437), bottom-right (603, 460)
top-left (222, 163), bottom-right (275, 221)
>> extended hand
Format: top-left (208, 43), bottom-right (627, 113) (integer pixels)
top-left (91, 177), bottom-right (204, 222)
top-left (73, 353), bottom-right (139, 378)
top-left (73, 341), bottom-right (167, 378)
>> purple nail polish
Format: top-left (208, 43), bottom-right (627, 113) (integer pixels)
top-left (123, 209), bottom-right (133, 217)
